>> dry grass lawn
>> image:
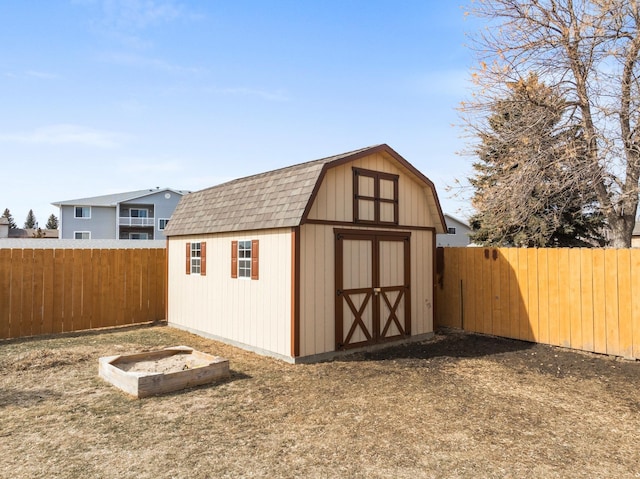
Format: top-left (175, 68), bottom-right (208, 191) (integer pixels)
top-left (0, 324), bottom-right (639, 478)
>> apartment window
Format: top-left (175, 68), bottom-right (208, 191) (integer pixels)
top-left (448, 227), bottom-right (456, 235)
top-left (129, 232), bottom-right (149, 240)
top-left (231, 240), bottom-right (259, 280)
top-left (158, 218), bottom-right (170, 230)
top-left (185, 242), bottom-right (206, 275)
top-left (74, 231), bottom-right (90, 239)
top-left (130, 208), bottom-right (148, 218)
top-left (353, 167), bottom-right (399, 225)
top-left (74, 206), bottom-right (91, 218)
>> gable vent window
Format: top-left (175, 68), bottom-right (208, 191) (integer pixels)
top-left (448, 227), bottom-right (456, 235)
top-left (185, 241), bottom-right (206, 276)
top-left (231, 239), bottom-right (259, 280)
top-left (353, 167), bottom-right (399, 225)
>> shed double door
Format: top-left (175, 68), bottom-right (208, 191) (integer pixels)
top-left (335, 230), bottom-right (411, 350)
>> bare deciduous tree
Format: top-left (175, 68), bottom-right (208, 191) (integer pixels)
top-left (463, 0), bottom-right (640, 247)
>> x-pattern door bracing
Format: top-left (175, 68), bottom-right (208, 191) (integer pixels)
top-left (335, 230), bottom-right (411, 350)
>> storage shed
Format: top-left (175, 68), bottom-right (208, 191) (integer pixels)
top-left (164, 144), bottom-right (446, 362)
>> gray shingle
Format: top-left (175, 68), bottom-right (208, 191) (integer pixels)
top-left (164, 146), bottom-right (378, 236)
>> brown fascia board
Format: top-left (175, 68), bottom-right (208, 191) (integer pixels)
top-left (300, 143), bottom-right (448, 233)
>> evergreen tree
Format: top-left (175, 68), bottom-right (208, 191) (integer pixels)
top-left (24, 209), bottom-right (37, 229)
top-left (45, 214), bottom-right (58, 229)
top-left (468, 74), bottom-right (605, 247)
top-left (465, 0), bottom-right (640, 247)
top-left (2, 208), bottom-right (17, 229)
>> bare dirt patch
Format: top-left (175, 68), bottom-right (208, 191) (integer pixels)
top-left (0, 325), bottom-right (638, 478)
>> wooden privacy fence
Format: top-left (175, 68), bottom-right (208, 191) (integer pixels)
top-left (435, 247), bottom-right (640, 360)
top-left (0, 248), bottom-right (166, 340)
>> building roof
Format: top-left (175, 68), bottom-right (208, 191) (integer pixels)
top-left (443, 213), bottom-right (470, 230)
top-left (52, 188), bottom-right (189, 207)
top-left (165, 144), bottom-right (446, 237)
top-left (8, 228), bottom-right (59, 239)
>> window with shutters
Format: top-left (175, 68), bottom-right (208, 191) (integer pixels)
top-left (185, 241), bottom-right (206, 275)
top-left (353, 167), bottom-right (399, 225)
top-left (232, 239), bottom-right (259, 280)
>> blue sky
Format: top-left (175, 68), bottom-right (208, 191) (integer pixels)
top-left (1, 1), bottom-right (480, 227)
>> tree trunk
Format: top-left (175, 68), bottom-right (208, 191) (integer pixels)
top-left (607, 213), bottom-right (635, 248)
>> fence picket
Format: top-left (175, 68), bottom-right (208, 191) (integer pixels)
top-left (42, 249), bottom-right (54, 335)
top-left (81, 249), bottom-right (93, 331)
top-left (579, 248), bottom-right (594, 353)
top-left (20, 249), bottom-right (35, 338)
top-left (617, 249), bottom-right (633, 358)
top-left (10, 250), bottom-right (23, 339)
top-left (537, 249), bottom-right (550, 344)
top-left (0, 249), bottom-right (12, 339)
top-left (32, 249), bottom-right (45, 336)
top-left (604, 250), bottom-right (620, 356)
top-left (631, 250), bottom-right (640, 359)
top-left (527, 249), bottom-right (539, 342)
top-left (568, 249), bottom-right (583, 351)
top-left (72, 249), bottom-right (84, 332)
top-left (592, 249), bottom-right (607, 354)
top-left (557, 249), bottom-right (571, 348)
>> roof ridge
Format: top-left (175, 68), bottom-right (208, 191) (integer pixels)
top-left (52, 187), bottom-right (189, 206)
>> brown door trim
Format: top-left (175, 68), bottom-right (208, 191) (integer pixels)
top-left (335, 228), bottom-right (411, 350)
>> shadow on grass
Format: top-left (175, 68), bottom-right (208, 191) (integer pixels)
top-left (153, 369), bottom-right (252, 399)
top-left (338, 329), bottom-right (534, 363)
top-left (0, 387), bottom-right (62, 408)
top-left (0, 321), bottom-right (168, 347)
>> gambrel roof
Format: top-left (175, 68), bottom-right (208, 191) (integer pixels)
top-left (164, 144), bottom-right (446, 236)
top-left (52, 188), bottom-right (189, 207)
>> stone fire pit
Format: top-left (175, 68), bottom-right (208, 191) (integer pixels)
top-left (99, 346), bottom-right (229, 398)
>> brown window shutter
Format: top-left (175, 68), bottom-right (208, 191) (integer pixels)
top-left (231, 240), bottom-right (238, 278)
top-left (185, 242), bottom-right (191, 275)
top-left (201, 242), bottom-right (207, 276)
top-left (251, 239), bottom-right (259, 280)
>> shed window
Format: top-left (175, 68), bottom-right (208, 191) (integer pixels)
top-left (231, 240), bottom-right (259, 280)
top-left (238, 241), bottom-right (252, 278)
top-left (353, 167), bottom-right (399, 225)
top-left (448, 227), bottom-right (456, 235)
top-left (186, 242), bottom-right (206, 275)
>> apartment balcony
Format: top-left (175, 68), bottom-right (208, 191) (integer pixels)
top-left (119, 217), bottom-right (155, 227)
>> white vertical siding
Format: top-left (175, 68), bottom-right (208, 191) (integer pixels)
top-left (168, 228), bottom-right (292, 358)
top-left (299, 224), bottom-right (335, 357)
top-left (412, 230), bottom-right (435, 335)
